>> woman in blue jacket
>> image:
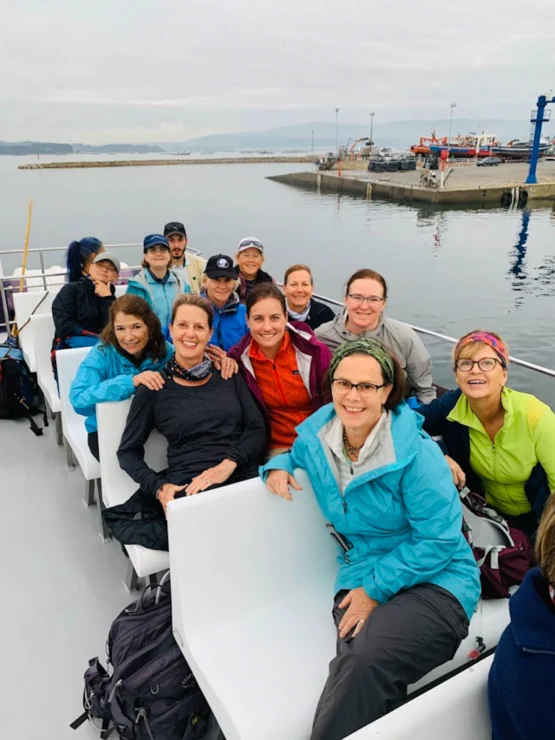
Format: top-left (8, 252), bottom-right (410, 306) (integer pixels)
top-left (201, 253), bottom-right (248, 352)
top-left (126, 234), bottom-right (190, 333)
top-left (70, 294), bottom-right (173, 460)
top-left (262, 338), bottom-right (480, 740)
top-left (488, 494), bottom-right (555, 740)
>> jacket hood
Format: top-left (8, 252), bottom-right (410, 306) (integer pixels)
top-left (297, 400), bottom-right (423, 478)
top-left (510, 568), bottom-right (555, 653)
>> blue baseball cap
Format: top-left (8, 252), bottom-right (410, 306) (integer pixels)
top-left (143, 234), bottom-right (170, 252)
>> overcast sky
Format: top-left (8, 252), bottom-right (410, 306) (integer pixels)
top-left (2, 0), bottom-right (555, 143)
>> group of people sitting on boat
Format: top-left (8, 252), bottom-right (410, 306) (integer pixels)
top-left (48, 226), bottom-right (555, 739)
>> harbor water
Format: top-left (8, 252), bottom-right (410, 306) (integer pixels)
top-left (1, 154), bottom-right (555, 402)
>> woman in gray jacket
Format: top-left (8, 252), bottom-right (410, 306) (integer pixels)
top-left (316, 269), bottom-right (435, 404)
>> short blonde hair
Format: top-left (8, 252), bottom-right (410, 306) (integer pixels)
top-left (536, 496), bottom-right (555, 584)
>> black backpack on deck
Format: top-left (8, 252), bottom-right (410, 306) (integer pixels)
top-left (71, 573), bottom-right (210, 740)
top-left (0, 341), bottom-right (46, 436)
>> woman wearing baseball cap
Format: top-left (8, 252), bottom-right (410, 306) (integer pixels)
top-left (126, 234), bottom-right (190, 332)
top-left (234, 236), bottom-right (274, 303)
top-left (201, 254), bottom-right (248, 352)
top-left (52, 252), bottom-right (121, 373)
top-left (417, 330), bottom-right (555, 537)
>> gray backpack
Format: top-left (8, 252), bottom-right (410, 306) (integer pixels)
top-left (71, 572), bottom-right (210, 739)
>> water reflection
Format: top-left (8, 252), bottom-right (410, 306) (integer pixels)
top-left (508, 208), bottom-right (555, 300)
top-left (508, 209), bottom-right (530, 294)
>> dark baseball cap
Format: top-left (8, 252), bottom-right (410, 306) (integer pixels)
top-left (205, 254), bottom-right (237, 280)
top-left (163, 221), bottom-right (187, 238)
top-left (143, 234), bottom-right (170, 252)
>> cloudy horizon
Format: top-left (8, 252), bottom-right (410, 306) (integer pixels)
top-left (2, 0), bottom-right (555, 144)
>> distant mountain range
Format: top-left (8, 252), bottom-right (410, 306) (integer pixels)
top-left (1, 117), bottom-right (548, 156)
top-left (0, 141), bottom-right (165, 155)
top-left (177, 119), bottom-right (539, 151)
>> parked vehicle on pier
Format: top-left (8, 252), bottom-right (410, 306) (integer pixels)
top-left (477, 157), bottom-right (502, 167)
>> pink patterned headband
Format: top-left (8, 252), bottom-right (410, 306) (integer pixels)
top-left (455, 332), bottom-right (509, 366)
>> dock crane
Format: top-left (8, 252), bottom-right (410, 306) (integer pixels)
top-left (526, 93), bottom-right (555, 184)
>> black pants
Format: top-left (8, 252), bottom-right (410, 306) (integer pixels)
top-left (87, 432), bottom-right (100, 461)
top-left (311, 584), bottom-right (469, 740)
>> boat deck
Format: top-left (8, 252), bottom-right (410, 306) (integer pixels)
top-left (3, 416), bottom-right (135, 740)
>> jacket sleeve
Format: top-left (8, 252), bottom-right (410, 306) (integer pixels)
top-left (99, 294), bottom-right (116, 326)
top-left (531, 405), bottom-right (555, 491)
top-left (70, 348), bottom-right (136, 420)
top-left (117, 387), bottom-right (165, 496)
top-left (225, 374), bottom-right (267, 467)
top-left (52, 283), bottom-right (81, 339)
top-left (404, 329), bottom-right (436, 404)
top-left (363, 438), bottom-right (468, 604)
top-left (415, 389), bottom-right (459, 438)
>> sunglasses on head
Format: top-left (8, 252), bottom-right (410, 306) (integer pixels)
top-left (239, 239), bottom-right (263, 249)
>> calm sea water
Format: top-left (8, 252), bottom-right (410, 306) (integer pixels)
top-left (1, 154), bottom-right (555, 402)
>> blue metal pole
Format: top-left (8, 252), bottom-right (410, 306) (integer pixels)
top-left (526, 95), bottom-right (547, 184)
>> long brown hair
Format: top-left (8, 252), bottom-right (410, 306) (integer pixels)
top-left (101, 295), bottom-right (167, 361)
top-left (536, 495), bottom-right (555, 584)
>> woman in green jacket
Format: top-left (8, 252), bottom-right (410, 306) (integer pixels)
top-left (417, 330), bottom-right (555, 535)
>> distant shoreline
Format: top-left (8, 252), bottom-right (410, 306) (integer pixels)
top-left (18, 155), bottom-right (315, 170)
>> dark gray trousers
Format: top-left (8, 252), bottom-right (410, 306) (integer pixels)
top-left (311, 583), bottom-right (469, 740)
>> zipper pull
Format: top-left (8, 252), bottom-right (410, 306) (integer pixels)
top-left (343, 499), bottom-right (348, 513)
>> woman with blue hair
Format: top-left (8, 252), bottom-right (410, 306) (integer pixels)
top-left (65, 237), bottom-right (105, 282)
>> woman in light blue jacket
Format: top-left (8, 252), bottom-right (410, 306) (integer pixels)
top-left (126, 234), bottom-right (190, 333)
top-left (262, 338), bottom-right (480, 740)
top-left (70, 294), bottom-right (173, 461)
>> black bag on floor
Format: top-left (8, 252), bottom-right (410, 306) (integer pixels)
top-left (0, 340), bottom-right (46, 435)
top-left (71, 572), bottom-right (210, 739)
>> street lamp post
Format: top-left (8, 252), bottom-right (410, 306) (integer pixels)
top-left (448, 102), bottom-right (457, 156)
top-left (369, 112), bottom-right (375, 145)
top-left (335, 108), bottom-right (339, 156)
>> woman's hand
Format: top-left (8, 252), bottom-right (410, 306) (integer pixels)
top-left (338, 588), bottom-right (379, 639)
top-left (157, 483), bottom-right (186, 514)
top-left (266, 469), bottom-right (303, 501)
top-left (93, 279), bottom-right (112, 298)
top-left (206, 345), bottom-right (239, 379)
top-left (133, 371), bottom-right (165, 391)
top-left (185, 458), bottom-right (238, 496)
top-left (445, 455), bottom-right (466, 489)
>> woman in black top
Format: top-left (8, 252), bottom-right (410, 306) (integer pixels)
top-left (116, 294), bottom-right (266, 539)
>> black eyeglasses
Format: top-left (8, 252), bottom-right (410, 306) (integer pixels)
top-left (347, 294), bottom-right (384, 306)
top-left (455, 358), bottom-right (505, 372)
top-left (331, 378), bottom-right (387, 396)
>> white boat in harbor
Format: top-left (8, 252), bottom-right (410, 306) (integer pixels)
top-left (3, 243), bottom-right (553, 740)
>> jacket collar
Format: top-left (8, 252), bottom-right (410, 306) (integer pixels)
top-left (297, 401), bottom-right (420, 481)
top-left (447, 386), bottom-right (515, 433)
top-left (202, 290), bottom-right (240, 316)
top-left (510, 568), bottom-right (555, 653)
top-left (333, 309), bottom-right (384, 340)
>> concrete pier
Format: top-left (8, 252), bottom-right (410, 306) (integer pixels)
top-left (268, 161), bottom-right (555, 205)
top-left (18, 155), bottom-right (314, 171)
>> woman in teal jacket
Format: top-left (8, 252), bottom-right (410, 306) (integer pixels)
top-left (262, 338), bottom-right (480, 740)
top-left (126, 234), bottom-right (190, 333)
top-left (70, 294), bottom-right (173, 460)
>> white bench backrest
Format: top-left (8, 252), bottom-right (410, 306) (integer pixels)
top-left (13, 290), bottom-right (58, 370)
top-left (168, 472), bottom-right (339, 740)
top-left (97, 399), bottom-right (168, 508)
top-left (57, 347), bottom-right (92, 435)
top-left (31, 312), bottom-right (56, 380)
top-left (347, 655), bottom-right (493, 740)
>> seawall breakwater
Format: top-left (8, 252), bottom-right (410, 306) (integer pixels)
top-left (18, 156), bottom-right (315, 170)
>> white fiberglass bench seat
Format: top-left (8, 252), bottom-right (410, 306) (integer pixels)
top-left (57, 346), bottom-right (100, 482)
top-left (31, 313), bottom-right (61, 414)
top-left (13, 289), bottom-right (59, 371)
top-left (97, 399), bottom-right (170, 578)
top-left (347, 654), bottom-right (493, 740)
top-left (168, 473), bottom-right (510, 740)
